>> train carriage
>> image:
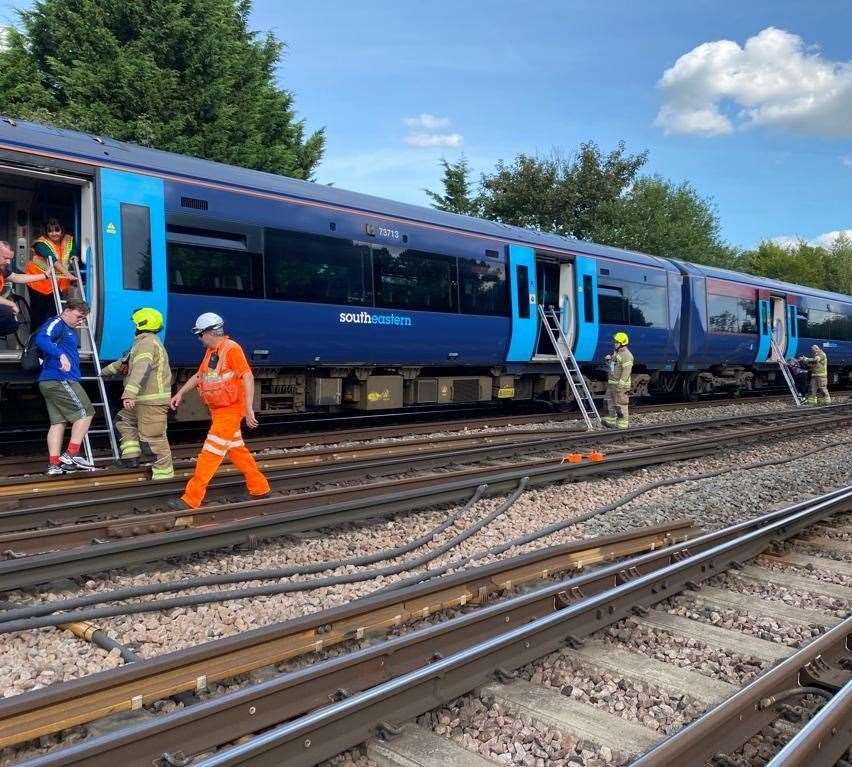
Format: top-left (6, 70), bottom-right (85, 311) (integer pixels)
top-left (0, 117), bottom-right (848, 423)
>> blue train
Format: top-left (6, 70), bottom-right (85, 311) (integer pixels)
top-left (0, 117), bottom-right (849, 420)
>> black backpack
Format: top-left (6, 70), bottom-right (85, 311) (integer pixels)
top-left (21, 320), bottom-right (61, 372)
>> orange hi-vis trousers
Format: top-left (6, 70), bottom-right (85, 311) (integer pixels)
top-left (181, 406), bottom-right (270, 509)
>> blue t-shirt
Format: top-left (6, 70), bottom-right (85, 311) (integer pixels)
top-left (35, 315), bottom-right (81, 382)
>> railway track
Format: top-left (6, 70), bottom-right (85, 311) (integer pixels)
top-left (5, 486), bottom-right (850, 766)
top-left (1, 403), bottom-right (849, 523)
top-left (1, 403), bottom-right (850, 591)
top-left (0, 393), bottom-right (842, 479)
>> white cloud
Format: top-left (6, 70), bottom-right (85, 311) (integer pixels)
top-left (769, 234), bottom-right (805, 248)
top-left (403, 113), bottom-right (451, 130)
top-left (768, 229), bottom-right (852, 248)
top-left (656, 27), bottom-right (852, 136)
top-left (404, 131), bottom-right (463, 148)
top-left (842, 155), bottom-right (852, 169)
top-left (812, 229), bottom-right (852, 247)
top-left (401, 113), bottom-right (463, 148)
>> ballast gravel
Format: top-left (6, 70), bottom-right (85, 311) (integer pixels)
top-left (2, 400), bottom-right (852, 766)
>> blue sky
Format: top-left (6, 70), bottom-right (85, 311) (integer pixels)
top-left (2, 1), bottom-right (851, 249)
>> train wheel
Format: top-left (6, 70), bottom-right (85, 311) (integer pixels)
top-left (682, 373), bottom-right (700, 402)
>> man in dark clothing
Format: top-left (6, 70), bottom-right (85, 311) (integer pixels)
top-left (786, 357), bottom-right (809, 397)
top-left (35, 299), bottom-right (96, 474)
top-left (0, 240), bottom-right (51, 337)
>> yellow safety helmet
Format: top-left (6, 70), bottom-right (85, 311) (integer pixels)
top-left (131, 307), bottom-right (164, 332)
top-left (613, 331), bottom-right (629, 346)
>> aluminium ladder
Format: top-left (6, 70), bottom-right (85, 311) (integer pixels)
top-left (769, 335), bottom-right (806, 408)
top-left (538, 305), bottom-right (603, 430)
top-left (46, 257), bottom-right (120, 465)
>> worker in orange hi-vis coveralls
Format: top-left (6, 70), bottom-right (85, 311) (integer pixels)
top-left (167, 312), bottom-right (270, 510)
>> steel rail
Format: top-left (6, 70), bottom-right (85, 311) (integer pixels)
top-left (766, 677), bottom-right (852, 767)
top-left (1, 403), bottom-right (847, 518)
top-left (630, 618), bottom-right (852, 767)
top-left (15, 485), bottom-right (852, 767)
top-left (0, 416), bottom-right (781, 555)
top-left (0, 392), bottom-right (829, 478)
top-left (0, 429), bottom-right (572, 501)
top-left (1, 409), bottom-right (846, 590)
top-left (0, 521), bottom-right (693, 748)
top-left (0, 411), bottom-right (578, 477)
top-left (1, 405), bottom-right (848, 544)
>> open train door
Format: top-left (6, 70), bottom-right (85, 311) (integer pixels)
top-left (97, 168), bottom-right (167, 360)
top-left (769, 295), bottom-right (788, 360)
top-left (785, 297), bottom-right (799, 359)
top-left (507, 244), bottom-right (538, 362)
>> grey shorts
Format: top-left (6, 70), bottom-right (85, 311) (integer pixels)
top-left (39, 380), bottom-right (94, 424)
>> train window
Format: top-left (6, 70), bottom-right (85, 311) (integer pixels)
top-left (264, 229), bottom-right (373, 306)
top-left (516, 265), bottom-right (530, 319)
top-left (121, 203), bottom-right (152, 291)
top-left (738, 298), bottom-right (758, 333)
top-left (707, 294), bottom-right (741, 333)
top-left (459, 258), bottom-right (509, 316)
top-left (373, 246), bottom-right (458, 313)
top-left (797, 311), bottom-right (809, 338)
top-left (583, 275), bottom-right (594, 322)
top-left (628, 284), bottom-right (667, 328)
top-left (707, 293), bottom-right (758, 334)
top-left (168, 243), bottom-right (263, 297)
top-left (598, 285), bottom-right (628, 325)
top-left (805, 309), bottom-right (831, 338)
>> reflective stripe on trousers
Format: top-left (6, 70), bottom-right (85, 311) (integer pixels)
top-left (115, 404), bottom-right (172, 473)
top-left (182, 406), bottom-right (269, 509)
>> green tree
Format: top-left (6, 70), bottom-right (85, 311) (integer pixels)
top-left (824, 232), bottom-right (852, 295)
top-left (0, 0), bottom-right (324, 179)
top-left (743, 240), bottom-right (828, 289)
top-left (594, 176), bottom-right (740, 268)
top-left (477, 143), bottom-right (647, 239)
top-left (424, 156), bottom-right (480, 216)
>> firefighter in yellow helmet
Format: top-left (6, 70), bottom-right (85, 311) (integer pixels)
top-left (799, 344), bottom-right (830, 406)
top-left (602, 331), bottom-right (633, 429)
top-left (101, 308), bottom-right (174, 479)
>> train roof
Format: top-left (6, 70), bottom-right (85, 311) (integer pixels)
top-left (675, 260), bottom-right (852, 305)
top-left (0, 117), bottom-right (676, 272)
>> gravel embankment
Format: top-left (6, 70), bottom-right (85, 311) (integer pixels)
top-left (1, 400), bottom-right (850, 766)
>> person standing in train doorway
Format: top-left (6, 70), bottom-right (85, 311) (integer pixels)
top-left (800, 344), bottom-right (830, 406)
top-left (602, 331), bottom-right (633, 429)
top-left (26, 218), bottom-right (78, 328)
top-left (167, 312), bottom-right (270, 510)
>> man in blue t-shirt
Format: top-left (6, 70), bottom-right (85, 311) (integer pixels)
top-left (35, 298), bottom-right (96, 474)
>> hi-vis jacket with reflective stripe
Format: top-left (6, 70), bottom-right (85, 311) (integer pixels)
top-left (197, 338), bottom-right (243, 409)
top-left (802, 348), bottom-right (828, 378)
top-left (607, 347), bottom-right (634, 390)
top-left (102, 332), bottom-right (172, 403)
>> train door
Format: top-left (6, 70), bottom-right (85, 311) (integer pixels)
top-left (770, 296), bottom-right (787, 359)
top-left (559, 261), bottom-right (576, 348)
top-left (755, 296), bottom-right (772, 363)
top-left (785, 300), bottom-right (799, 359)
top-left (506, 244), bottom-right (538, 362)
top-left (535, 259), bottom-right (560, 356)
top-left (98, 168), bottom-right (167, 360)
top-left (572, 255), bottom-right (598, 362)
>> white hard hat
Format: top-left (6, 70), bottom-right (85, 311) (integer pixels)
top-left (192, 312), bottom-right (224, 336)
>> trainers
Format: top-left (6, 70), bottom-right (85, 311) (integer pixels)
top-left (59, 452), bottom-right (95, 472)
top-left (46, 463), bottom-right (65, 476)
